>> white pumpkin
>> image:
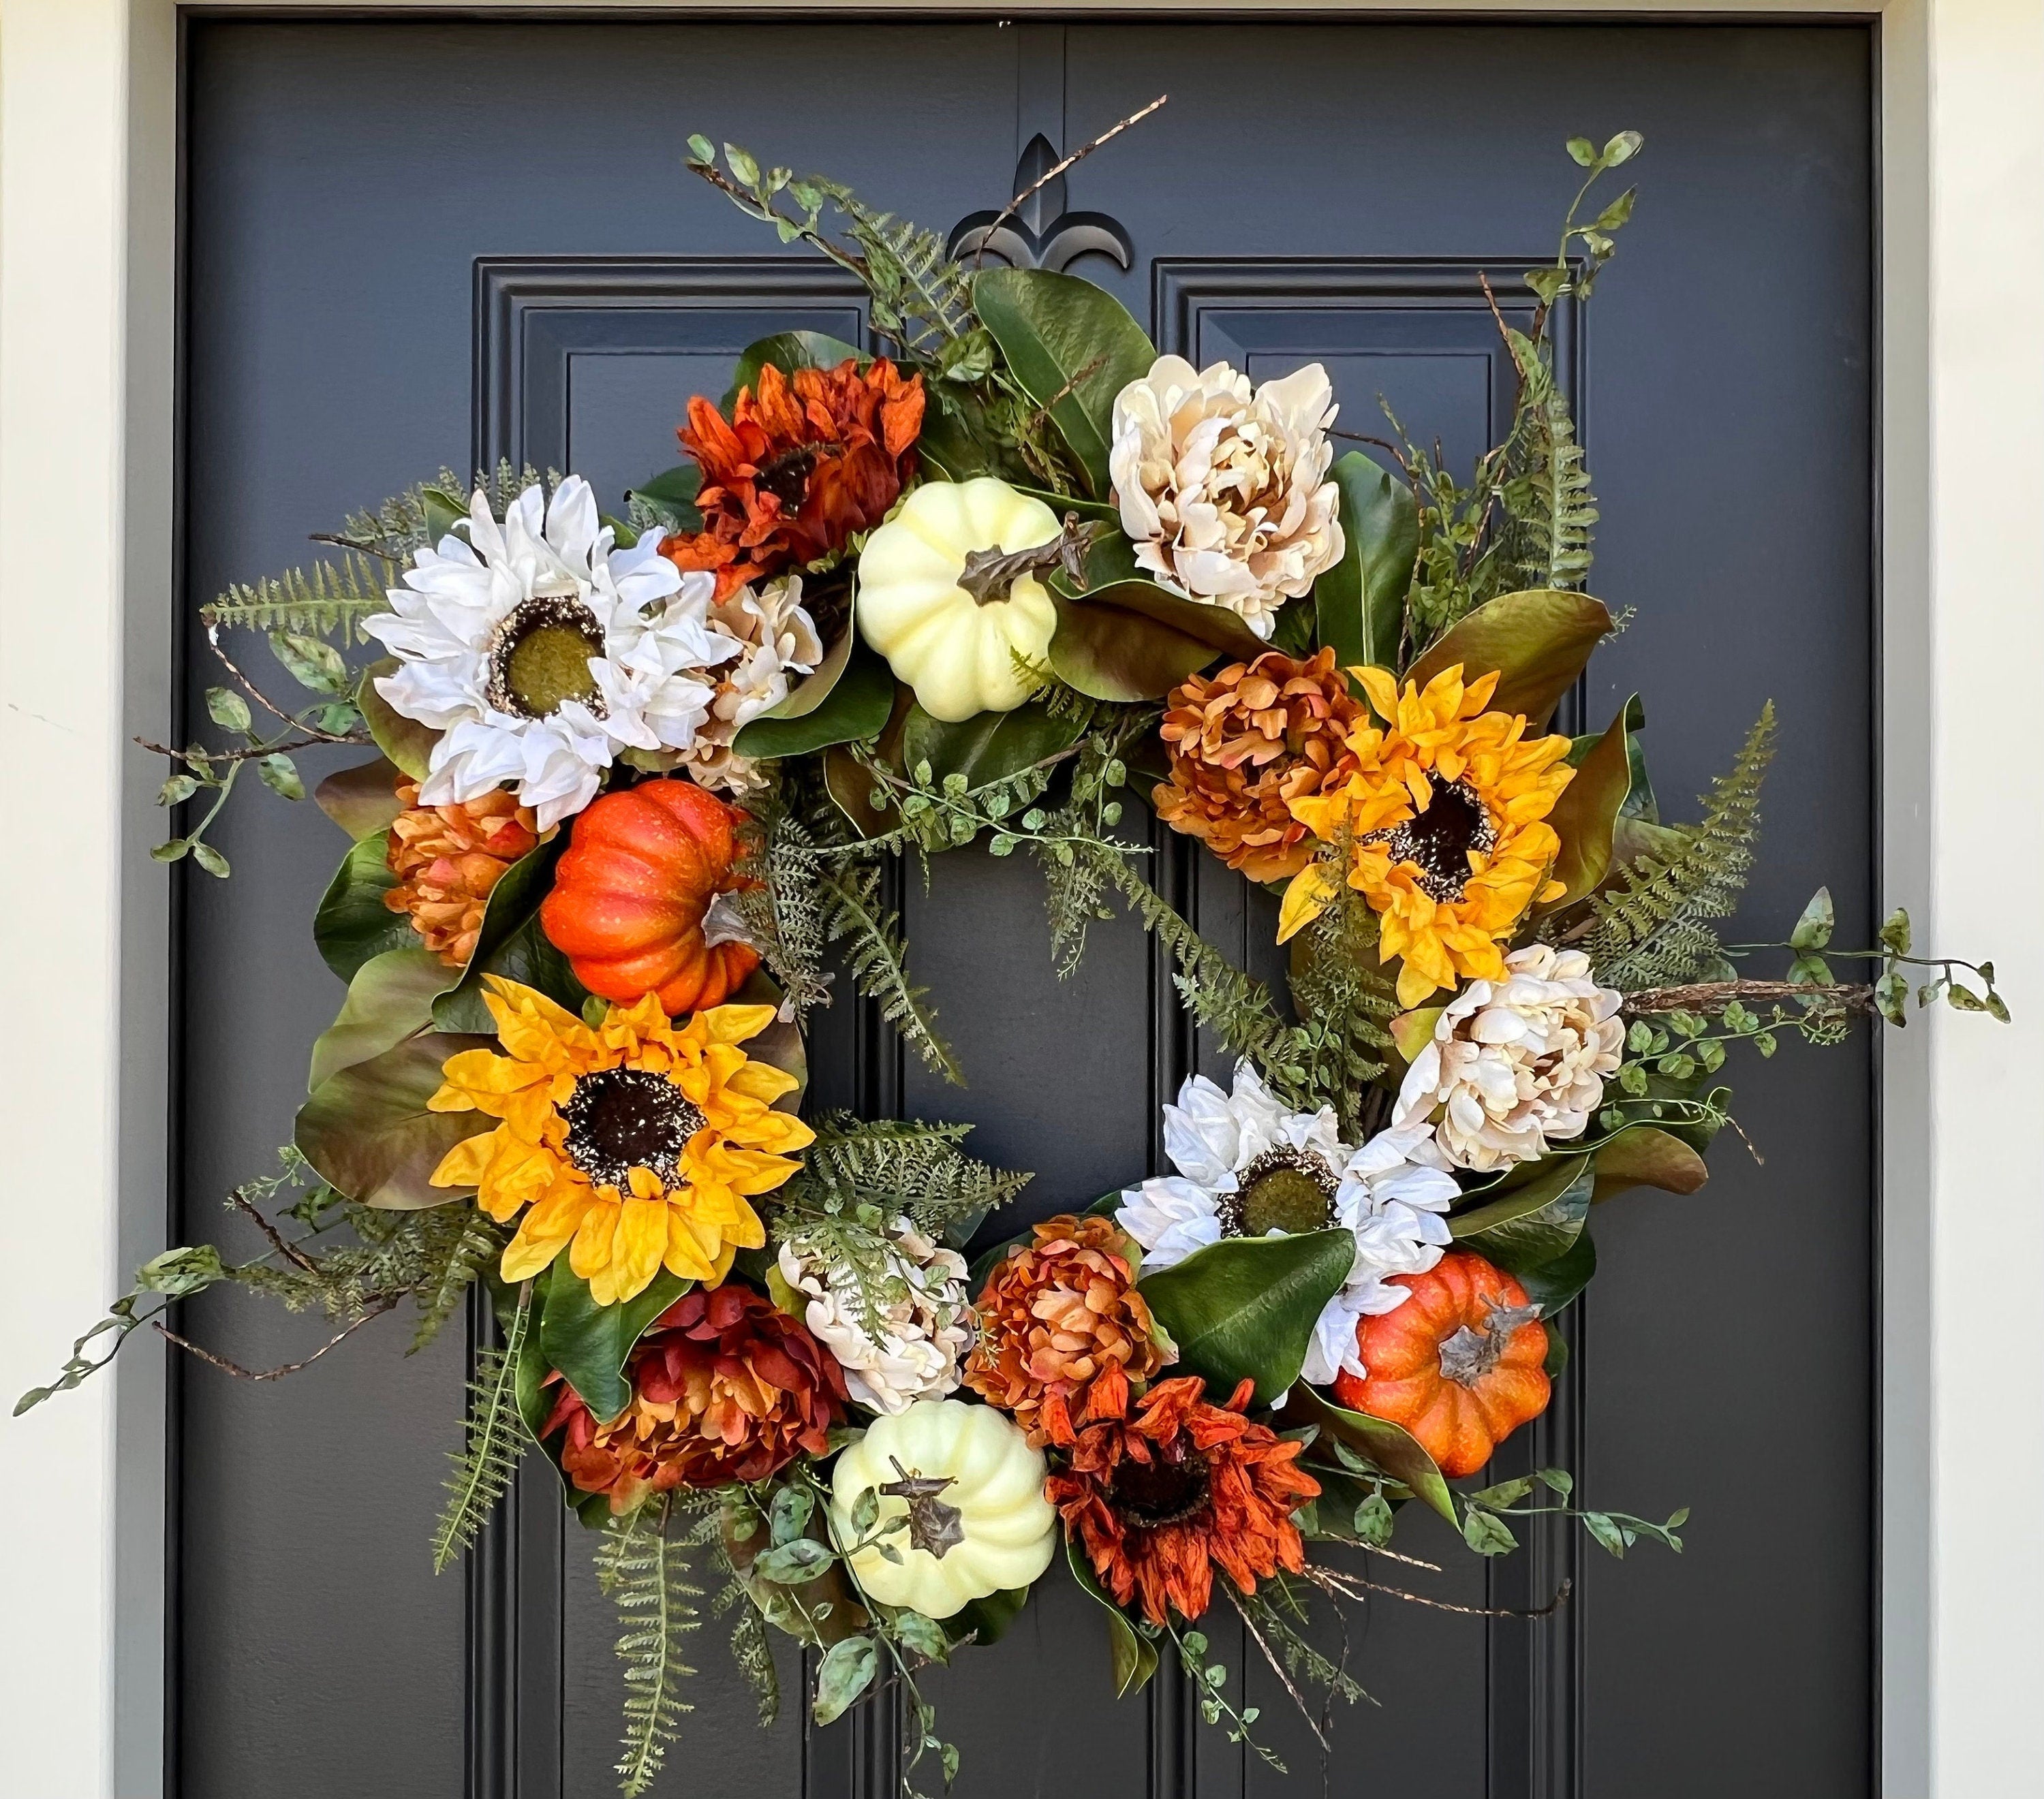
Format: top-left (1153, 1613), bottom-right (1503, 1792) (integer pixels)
top-left (856, 478), bottom-right (1060, 722)
top-left (829, 1398), bottom-right (1056, 1619)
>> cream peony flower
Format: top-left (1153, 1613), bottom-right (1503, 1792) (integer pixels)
top-left (1393, 944), bottom-right (1626, 1172)
top-left (364, 478), bottom-right (734, 830)
top-left (677, 574), bottom-right (824, 796)
top-left (1116, 1063), bottom-right (1457, 1388)
top-left (777, 1219), bottom-right (971, 1414)
top-left (1108, 356), bottom-right (1345, 638)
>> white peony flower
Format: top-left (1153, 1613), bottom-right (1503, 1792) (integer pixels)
top-left (1116, 1063), bottom-right (1458, 1388)
top-left (1393, 944), bottom-right (1626, 1173)
top-left (363, 477), bottom-right (735, 830)
top-left (778, 1220), bottom-right (972, 1414)
top-left (1108, 355), bottom-right (1346, 638)
top-left (677, 574), bottom-right (826, 795)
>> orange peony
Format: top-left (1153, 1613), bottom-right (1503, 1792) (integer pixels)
top-left (543, 1285), bottom-right (848, 1509)
top-left (384, 779), bottom-right (542, 966)
top-left (664, 357), bottom-right (925, 602)
top-left (963, 1213), bottom-right (1173, 1445)
top-left (1045, 1374), bottom-right (1320, 1627)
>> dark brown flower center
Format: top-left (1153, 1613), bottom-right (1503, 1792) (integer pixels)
top-left (758, 444), bottom-right (820, 510)
top-left (1109, 1451), bottom-right (1213, 1529)
top-left (561, 1067), bottom-right (704, 1191)
top-left (1220, 1144), bottom-right (1340, 1239)
top-left (486, 593), bottom-right (606, 720)
top-left (1365, 776), bottom-right (1496, 903)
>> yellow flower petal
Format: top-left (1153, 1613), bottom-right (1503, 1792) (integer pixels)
top-left (692, 1003), bottom-right (777, 1046)
top-left (431, 1129), bottom-right (495, 1189)
top-left (1277, 862), bottom-right (1338, 944)
top-left (1354, 665), bottom-right (1400, 721)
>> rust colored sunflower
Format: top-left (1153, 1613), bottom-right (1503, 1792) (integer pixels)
top-left (1152, 646), bottom-right (1361, 882)
top-left (1044, 1374), bottom-right (1320, 1628)
top-left (543, 1285), bottom-right (848, 1511)
top-left (963, 1213), bottom-right (1173, 1445)
top-left (384, 779), bottom-right (542, 965)
top-left (664, 357), bottom-right (925, 602)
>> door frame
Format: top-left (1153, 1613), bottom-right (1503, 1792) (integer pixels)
top-left (1, 3), bottom-right (2034, 1794)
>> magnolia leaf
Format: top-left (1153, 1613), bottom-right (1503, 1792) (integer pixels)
top-left (358, 657), bottom-right (438, 781)
top-left (314, 754), bottom-right (406, 840)
top-left (308, 947), bottom-right (461, 1091)
top-left (1067, 1535), bottom-right (1158, 1699)
top-left (1406, 589), bottom-right (1614, 728)
top-left (626, 462), bottom-right (703, 533)
top-left (313, 831), bottom-right (414, 982)
top-left (294, 1029), bottom-right (493, 1209)
top-left (1057, 531), bottom-right (1269, 657)
top-left (734, 643), bottom-right (895, 759)
top-left (1511, 1229), bottom-right (1597, 1319)
top-left (1315, 451), bottom-right (1418, 672)
top-left (946, 1584), bottom-right (1032, 1650)
top-left (426, 836), bottom-right (572, 1031)
top-left (722, 330), bottom-right (864, 411)
top-left (537, 1263), bottom-right (691, 1423)
top-left (972, 268), bottom-right (1155, 499)
top-left (1048, 593), bottom-right (1218, 702)
top-left (1591, 1126), bottom-right (1709, 1201)
top-left (1450, 1154), bottom-right (1596, 1272)
top-left (1542, 695), bottom-right (1639, 909)
top-left (899, 699), bottom-right (1087, 794)
top-left (1283, 1387), bottom-right (1457, 1524)
top-left (1136, 1228), bottom-right (1357, 1407)
top-left (812, 1636), bottom-right (879, 1726)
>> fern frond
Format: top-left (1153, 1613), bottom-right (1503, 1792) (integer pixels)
top-left (820, 862), bottom-right (962, 1086)
top-left (409, 1211), bottom-right (506, 1355)
top-left (1284, 875), bottom-right (1397, 1137)
top-left (1496, 329), bottom-right (1598, 594)
top-left (1583, 703), bottom-right (1777, 989)
top-left (429, 1289), bottom-right (530, 1573)
top-left (728, 1597), bottom-right (780, 1726)
top-left (200, 555), bottom-right (390, 646)
top-left (601, 1501), bottom-right (703, 1799)
top-left (730, 803), bottom-right (837, 1024)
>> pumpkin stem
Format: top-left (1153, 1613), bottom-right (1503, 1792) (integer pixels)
top-left (1438, 1296), bottom-right (1543, 1387)
top-left (957, 512), bottom-right (1105, 606)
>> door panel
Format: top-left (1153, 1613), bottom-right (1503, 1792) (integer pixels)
top-left (179, 18), bottom-right (1870, 1799)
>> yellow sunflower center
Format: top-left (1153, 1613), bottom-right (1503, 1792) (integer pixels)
top-left (560, 1066), bottom-right (705, 1190)
top-left (1364, 777), bottom-right (1496, 903)
top-left (486, 594), bottom-right (605, 719)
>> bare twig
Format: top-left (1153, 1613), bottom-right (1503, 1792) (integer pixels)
top-left (1624, 979), bottom-right (1876, 1017)
top-left (227, 1190), bottom-right (318, 1274)
top-left (205, 623), bottom-right (365, 745)
top-left (136, 732), bottom-right (368, 766)
top-left (1224, 1586), bottom-right (1329, 1752)
top-left (971, 95), bottom-right (1169, 268)
top-left (153, 1296), bottom-right (397, 1381)
top-left (1302, 1563), bottom-right (1574, 1621)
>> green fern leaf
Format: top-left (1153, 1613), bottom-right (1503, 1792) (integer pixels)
top-left (600, 1501), bottom-right (703, 1798)
top-left (429, 1289), bottom-right (530, 1573)
top-left (821, 863), bottom-right (962, 1085)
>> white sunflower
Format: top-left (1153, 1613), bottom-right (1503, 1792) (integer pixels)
top-left (363, 476), bottom-right (734, 830)
top-left (1115, 1063), bottom-right (1459, 1388)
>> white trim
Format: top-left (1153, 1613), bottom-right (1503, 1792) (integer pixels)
top-left (1, 5), bottom-right (2038, 1796)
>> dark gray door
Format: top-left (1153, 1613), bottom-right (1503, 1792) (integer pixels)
top-left (178, 17), bottom-right (1872, 1799)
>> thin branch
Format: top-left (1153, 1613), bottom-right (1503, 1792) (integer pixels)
top-left (205, 623), bottom-right (365, 745)
top-left (308, 531), bottom-right (406, 565)
top-left (153, 1296), bottom-right (397, 1381)
top-left (1224, 1586), bottom-right (1328, 1753)
top-left (228, 1189), bottom-right (318, 1274)
top-left (1302, 1563), bottom-right (1574, 1621)
top-left (1624, 980), bottom-right (1876, 1016)
top-left (136, 732), bottom-right (369, 766)
top-left (971, 95), bottom-right (1169, 268)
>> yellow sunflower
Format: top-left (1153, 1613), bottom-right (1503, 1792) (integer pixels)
top-left (1280, 663), bottom-right (1575, 1007)
top-left (427, 975), bottom-right (813, 1305)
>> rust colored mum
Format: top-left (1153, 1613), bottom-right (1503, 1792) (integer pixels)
top-left (664, 357), bottom-right (925, 602)
top-left (963, 1213), bottom-right (1171, 1445)
top-left (1153, 646), bottom-right (1361, 881)
top-left (543, 1285), bottom-right (848, 1512)
top-left (1045, 1375), bottom-right (1320, 1628)
top-left (384, 779), bottom-right (542, 966)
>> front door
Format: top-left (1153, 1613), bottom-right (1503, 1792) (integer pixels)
top-left (176, 16), bottom-right (1873, 1798)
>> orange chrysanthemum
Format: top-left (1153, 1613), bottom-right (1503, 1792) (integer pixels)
top-left (544, 1286), bottom-right (847, 1509)
top-left (384, 780), bottom-right (542, 966)
top-left (1281, 663), bottom-right (1576, 1007)
top-left (1045, 1375), bottom-right (1320, 1628)
top-left (426, 977), bottom-right (812, 1304)
top-left (663, 357), bottom-right (925, 602)
top-left (1152, 646), bottom-right (1362, 881)
top-left (963, 1213), bottom-right (1173, 1445)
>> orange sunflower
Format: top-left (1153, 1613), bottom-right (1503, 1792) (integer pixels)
top-left (1045, 1375), bottom-right (1320, 1628)
top-left (426, 975), bottom-right (812, 1304)
top-left (663, 356), bottom-right (925, 602)
top-left (1281, 663), bottom-right (1575, 1007)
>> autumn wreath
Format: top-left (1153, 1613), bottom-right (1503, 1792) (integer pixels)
top-left (25, 119), bottom-right (2002, 1795)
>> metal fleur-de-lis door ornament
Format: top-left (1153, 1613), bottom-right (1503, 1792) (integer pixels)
top-left (946, 134), bottom-right (1133, 274)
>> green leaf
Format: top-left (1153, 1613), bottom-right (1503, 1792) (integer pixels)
top-left (1066, 1535), bottom-right (1158, 1699)
top-left (1789, 887), bottom-right (1836, 951)
top-left (1404, 589), bottom-right (1615, 728)
top-left (358, 657), bottom-right (437, 781)
top-left (157, 772), bottom-right (201, 807)
top-left (257, 752), bottom-right (305, 800)
top-left (312, 831), bottom-right (414, 982)
top-left (1314, 451), bottom-right (1418, 672)
top-left (1353, 1489), bottom-right (1395, 1547)
top-left (898, 699), bottom-right (1086, 794)
top-left (733, 642), bottom-right (895, 759)
top-left (206, 686), bottom-right (252, 732)
top-left (269, 629), bottom-right (351, 695)
top-left (1540, 696), bottom-right (1638, 909)
top-left (722, 330), bottom-right (864, 411)
top-left (946, 1585), bottom-right (1031, 1649)
top-left (1590, 1126), bottom-right (1709, 1201)
top-left (753, 1537), bottom-right (835, 1584)
top-left (307, 946), bottom-right (461, 1091)
top-left (1879, 907), bottom-right (1913, 957)
top-left (1461, 1505), bottom-right (1520, 1557)
top-left (813, 1636), bottom-right (878, 1726)
top-left (972, 267), bottom-right (1156, 499)
top-left (627, 463), bottom-right (703, 533)
top-left (1566, 136), bottom-right (1597, 167)
top-left (191, 841), bottom-right (230, 879)
top-left (1450, 1155), bottom-right (1596, 1273)
top-left (1513, 1229), bottom-right (1597, 1319)
top-left (1283, 1387), bottom-right (1457, 1524)
top-left (1136, 1229), bottom-right (1357, 1407)
top-left (426, 835), bottom-right (573, 1031)
top-left (294, 1029), bottom-right (493, 1209)
top-left (1582, 1512), bottom-right (1631, 1559)
top-left (537, 1264), bottom-right (691, 1422)
top-left (1602, 129), bottom-right (1644, 168)
top-left (1048, 592), bottom-right (1218, 702)
top-left (313, 754), bottom-right (405, 840)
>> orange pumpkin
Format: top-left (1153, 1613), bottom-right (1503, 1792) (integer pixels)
top-left (1332, 1250), bottom-right (1551, 1478)
top-left (538, 779), bottom-right (759, 1015)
